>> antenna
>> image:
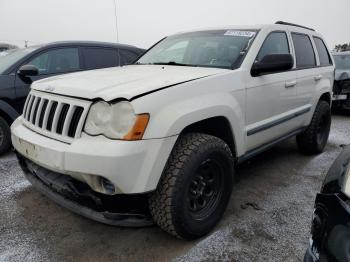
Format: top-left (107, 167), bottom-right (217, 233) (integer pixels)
top-left (113, 0), bottom-right (119, 43)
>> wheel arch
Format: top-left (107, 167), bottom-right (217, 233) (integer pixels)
top-left (319, 92), bottom-right (332, 105)
top-left (180, 116), bottom-right (237, 158)
top-left (0, 100), bottom-right (20, 125)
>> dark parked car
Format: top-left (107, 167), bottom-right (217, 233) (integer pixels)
top-left (304, 145), bottom-right (350, 262)
top-left (0, 41), bottom-right (144, 154)
top-left (332, 52), bottom-right (350, 110)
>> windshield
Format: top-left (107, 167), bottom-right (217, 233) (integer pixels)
top-left (334, 54), bottom-right (350, 70)
top-left (0, 47), bottom-right (38, 74)
top-left (137, 30), bottom-right (257, 70)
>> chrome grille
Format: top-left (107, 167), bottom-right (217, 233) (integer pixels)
top-left (22, 90), bottom-right (91, 143)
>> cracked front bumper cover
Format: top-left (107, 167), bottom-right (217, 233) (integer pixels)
top-left (16, 152), bottom-right (154, 227)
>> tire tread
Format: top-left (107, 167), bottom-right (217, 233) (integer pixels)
top-left (149, 133), bottom-right (233, 239)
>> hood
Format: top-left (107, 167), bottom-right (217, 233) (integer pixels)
top-left (335, 69), bottom-right (350, 81)
top-left (32, 65), bottom-right (226, 101)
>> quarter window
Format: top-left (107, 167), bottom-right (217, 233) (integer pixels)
top-left (29, 48), bottom-right (80, 75)
top-left (313, 37), bottom-right (332, 66)
top-left (292, 33), bottom-right (316, 68)
top-left (257, 32), bottom-right (290, 61)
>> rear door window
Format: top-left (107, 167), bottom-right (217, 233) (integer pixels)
top-left (291, 33), bottom-right (316, 68)
top-left (313, 37), bottom-right (332, 66)
top-left (83, 48), bottom-right (119, 70)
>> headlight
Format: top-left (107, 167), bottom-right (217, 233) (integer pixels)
top-left (84, 101), bottom-right (149, 140)
top-left (342, 165), bottom-right (350, 198)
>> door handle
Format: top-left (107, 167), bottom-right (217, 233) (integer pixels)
top-left (314, 75), bottom-right (323, 81)
top-left (285, 80), bottom-right (297, 88)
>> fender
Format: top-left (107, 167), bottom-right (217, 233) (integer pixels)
top-left (131, 71), bottom-right (247, 157)
top-left (0, 99), bottom-right (20, 122)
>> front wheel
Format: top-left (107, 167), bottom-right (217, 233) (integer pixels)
top-left (149, 133), bottom-right (235, 239)
top-left (297, 101), bottom-right (331, 155)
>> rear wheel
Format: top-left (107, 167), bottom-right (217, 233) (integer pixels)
top-left (149, 133), bottom-right (234, 239)
top-left (297, 101), bottom-right (331, 155)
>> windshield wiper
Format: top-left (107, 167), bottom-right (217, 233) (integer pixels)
top-left (147, 61), bottom-right (197, 67)
top-left (153, 61), bottom-right (197, 67)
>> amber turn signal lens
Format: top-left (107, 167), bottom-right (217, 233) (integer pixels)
top-left (123, 114), bottom-right (150, 141)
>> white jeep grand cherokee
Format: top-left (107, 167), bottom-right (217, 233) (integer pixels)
top-left (11, 22), bottom-right (334, 239)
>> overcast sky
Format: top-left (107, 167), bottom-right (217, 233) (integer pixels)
top-left (0, 0), bottom-right (349, 49)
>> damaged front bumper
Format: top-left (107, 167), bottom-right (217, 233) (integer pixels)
top-left (16, 152), bottom-right (154, 227)
top-left (11, 117), bottom-right (178, 195)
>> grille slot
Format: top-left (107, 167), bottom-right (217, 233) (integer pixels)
top-left (56, 104), bottom-right (69, 134)
top-left (26, 96), bottom-right (35, 121)
top-left (22, 91), bottom-right (90, 143)
top-left (68, 107), bottom-right (84, 137)
top-left (31, 98), bottom-right (41, 124)
top-left (38, 99), bottom-right (49, 128)
top-left (46, 101), bottom-right (58, 131)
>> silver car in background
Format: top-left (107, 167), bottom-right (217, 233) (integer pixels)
top-left (333, 52), bottom-right (350, 110)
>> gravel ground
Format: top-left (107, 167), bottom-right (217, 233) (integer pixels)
top-left (1, 113), bottom-right (349, 262)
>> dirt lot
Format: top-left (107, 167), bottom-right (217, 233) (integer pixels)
top-left (1, 113), bottom-right (349, 262)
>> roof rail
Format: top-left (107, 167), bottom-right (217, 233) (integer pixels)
top-left (275, 21), bottom-right (315, 31)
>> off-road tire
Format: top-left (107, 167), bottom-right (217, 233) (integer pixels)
top-left (149, 133), bottom-right (234, 239)
top-left (297, 101), bottom-right (331, 155)
top-left (0, 117), bottom-right (11, 155)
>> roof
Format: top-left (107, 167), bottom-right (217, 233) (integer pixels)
top-left (41, 41), bottom-right (144, 51)
top-left (174, 23), bottom-right (320, 36)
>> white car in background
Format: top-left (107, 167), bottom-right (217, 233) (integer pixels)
top-left (11, 21), bottom-right (334, 239)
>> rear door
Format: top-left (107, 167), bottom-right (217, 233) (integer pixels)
top-left (291, 33), bottom-right (319, 120)
top-left (245, 31), bottom-right (297, 151)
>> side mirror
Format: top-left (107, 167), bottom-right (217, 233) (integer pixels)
top-left (251, 54), bottom-right (294, 77)
top-left (18, 65), bottom-right (39, 77)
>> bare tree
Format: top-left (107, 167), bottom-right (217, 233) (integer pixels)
top-left (334, 43), bottom-right (350, 52)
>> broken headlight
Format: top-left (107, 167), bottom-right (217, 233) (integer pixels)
top-left (84, 101), bottom-right (149, 140)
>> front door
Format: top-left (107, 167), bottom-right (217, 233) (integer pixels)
top-left (245, 31), bottom-right (298, 151)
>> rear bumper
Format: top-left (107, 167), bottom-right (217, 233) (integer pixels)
top-left (17, 153), bottom-right (154, 227)
top-left (11, 117), bottom-right (178, 194)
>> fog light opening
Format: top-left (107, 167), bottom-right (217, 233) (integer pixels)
top-left (100, 177), bottom-right (115, 195)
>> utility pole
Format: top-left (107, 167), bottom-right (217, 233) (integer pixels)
top-left (113, 0), bottom-right (119, 43)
